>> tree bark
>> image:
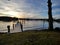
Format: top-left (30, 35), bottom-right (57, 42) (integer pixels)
top-left (48, 0), bottom-right (53, 30)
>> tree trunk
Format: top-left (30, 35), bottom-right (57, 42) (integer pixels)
top-left (48, 0), bottom-right (53, 30)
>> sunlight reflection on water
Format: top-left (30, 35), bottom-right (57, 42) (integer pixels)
top-left (0, 20), bottom-right (60, 31)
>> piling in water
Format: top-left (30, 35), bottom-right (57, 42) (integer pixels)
top-left (7, 25), bottom-right (10, 34)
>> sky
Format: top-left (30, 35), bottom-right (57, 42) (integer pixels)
top-left (0, 0), bottom-right (60, 19)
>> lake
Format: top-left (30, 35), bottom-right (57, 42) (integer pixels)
top-left (0, 20), bottom-right (60, 32)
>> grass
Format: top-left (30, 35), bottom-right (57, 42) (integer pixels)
top-left (0, 30), bottom-right (60, 45)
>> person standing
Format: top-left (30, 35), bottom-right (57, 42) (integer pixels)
top-left (7, 25), bottom-right (10, 34)
top-left (13, 24), bottom-right (15, 30)
top-left (20, 22), bottom-right (23, 32)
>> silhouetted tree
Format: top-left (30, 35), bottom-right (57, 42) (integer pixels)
top-left (47, 0), bottom-right (53, 30)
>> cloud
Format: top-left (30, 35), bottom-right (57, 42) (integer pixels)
top-left (0, 0), bottom-right (48, 18)
top-left (53, 14), bottom-right (60, 19)
top-left (52, 8), bottom-right (60, 13)
top-left (0, 0), bottom-right (60, 19)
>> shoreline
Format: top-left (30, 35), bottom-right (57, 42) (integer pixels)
top-left (0, 28), bottom-right (60, 34)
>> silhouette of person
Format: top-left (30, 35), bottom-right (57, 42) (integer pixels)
top-left (20, 22), bottom-right (23, 32)
top-left (13, 24), bottom-right (14, 30)
top-left (15, 21), bottom-right (23, 32)
top-left (7, 25), bottom-right (10, 33)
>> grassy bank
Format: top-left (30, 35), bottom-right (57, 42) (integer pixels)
top-left (0, 31), bottom-right (60, 45)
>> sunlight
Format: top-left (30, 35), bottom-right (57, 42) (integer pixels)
top-left (5, 11), bottom-right (20, 18)
top-left (19, 12), bottom-right (27, 18)
top-left (2, 10), bottom-right (26, 18)
top-left (7, 11), bottom-right (26, 18)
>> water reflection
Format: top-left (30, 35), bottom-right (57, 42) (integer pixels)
top-left (0, 20), bottom-right (60, 31)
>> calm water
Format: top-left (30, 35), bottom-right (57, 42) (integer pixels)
top-left (0, 20), bottom-right (60, 31)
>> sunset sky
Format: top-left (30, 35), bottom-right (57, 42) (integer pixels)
top-left (0, 0), bottom-right (60, 19)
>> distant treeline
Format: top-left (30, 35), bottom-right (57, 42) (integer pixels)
top-left (54, 19), bottom-right (60, 22)
top-left (0, 16), bottom-right (18, 22)
top-left (0, 16), bottom-right (60, 22)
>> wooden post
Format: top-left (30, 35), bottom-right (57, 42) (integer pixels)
top-left (7, 25), bottom-right (10, 34)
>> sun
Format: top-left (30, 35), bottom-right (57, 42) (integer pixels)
top-left (2, 10), bottom-right (26, 18)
